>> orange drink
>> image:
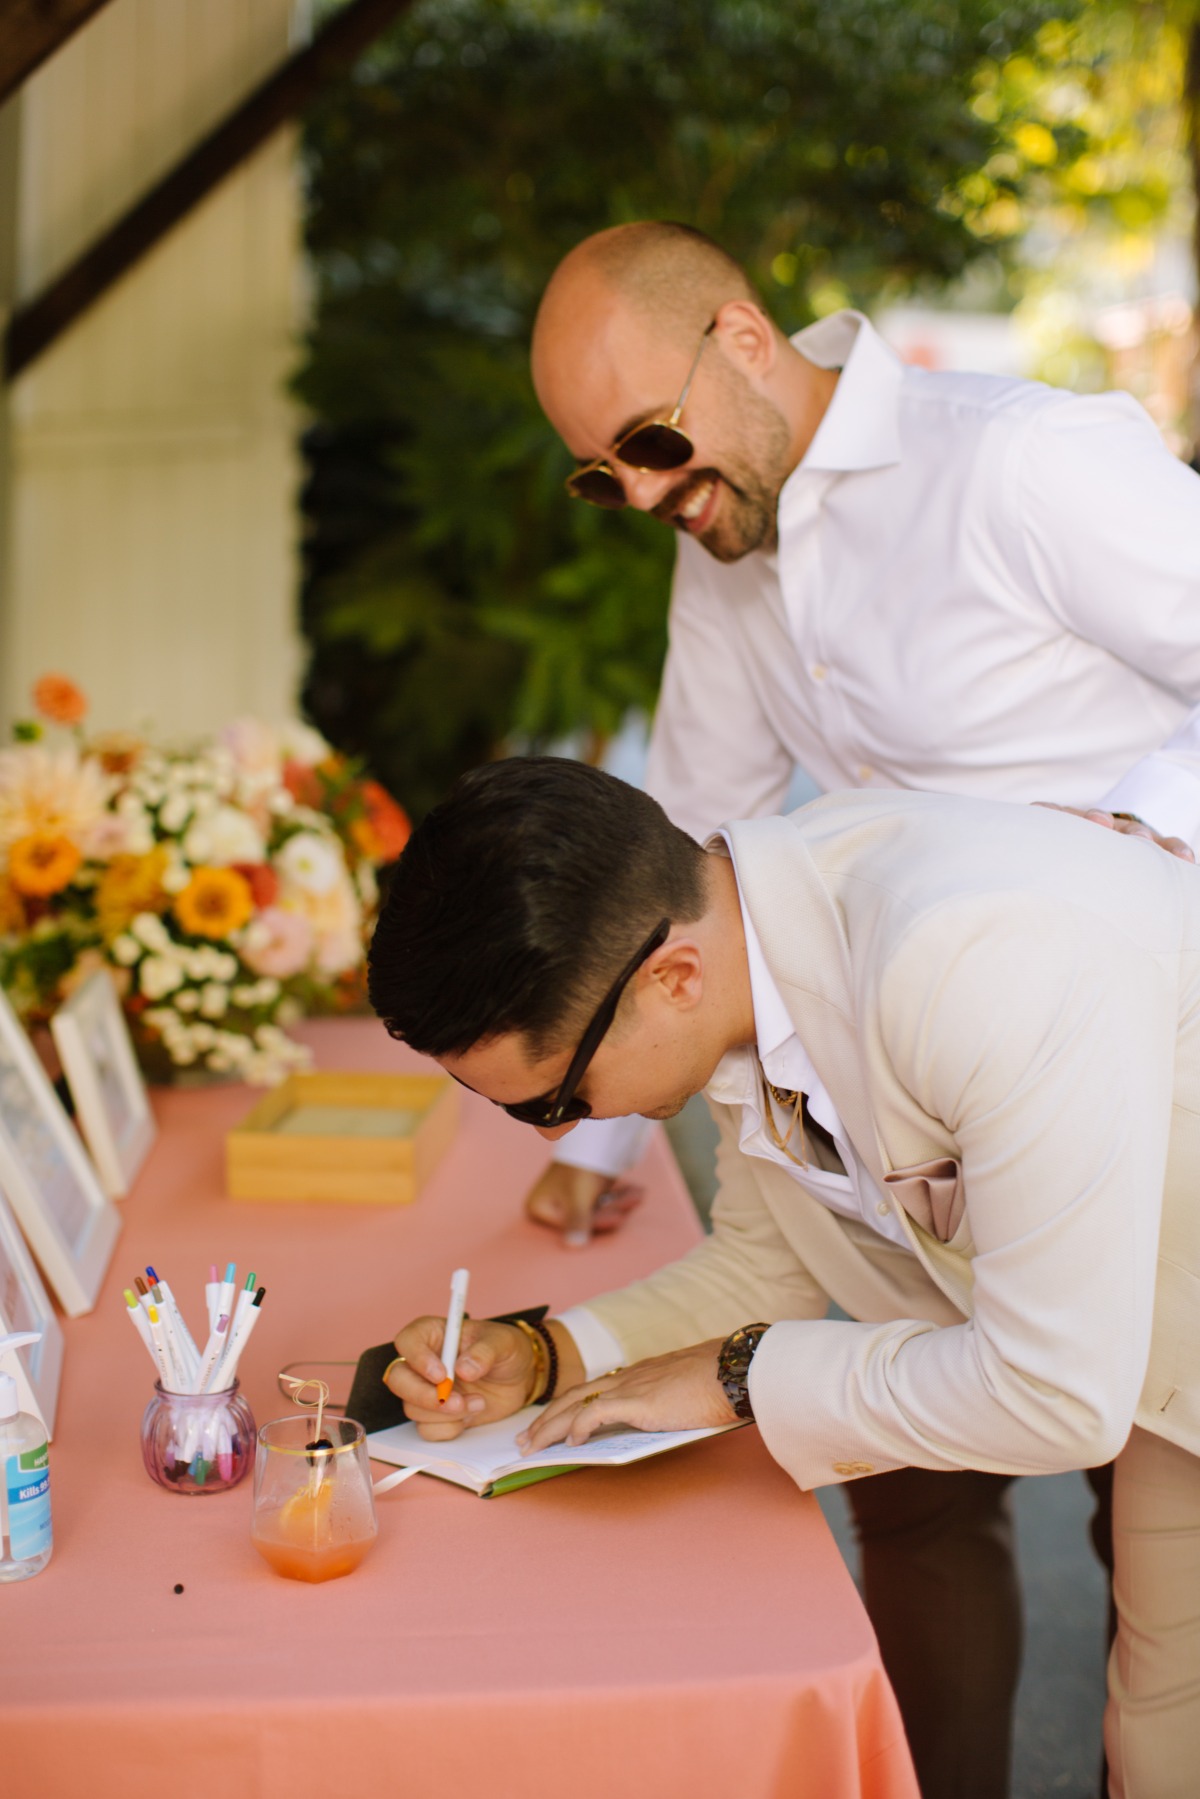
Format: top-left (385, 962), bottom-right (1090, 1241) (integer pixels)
top-left (252, 1414), bottom-right (378, 1582)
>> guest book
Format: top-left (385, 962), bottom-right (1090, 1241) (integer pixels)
top-left (367, 1406), bottom-right (740, 1497)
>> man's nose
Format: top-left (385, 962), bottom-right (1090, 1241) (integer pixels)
top-left (621, 463), bottom-right (682, 513)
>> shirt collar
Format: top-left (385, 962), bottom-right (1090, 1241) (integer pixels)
top-left (706, 833), bottom-right (800, 1068)
top-left (786, 310), bottom-right (905, 476)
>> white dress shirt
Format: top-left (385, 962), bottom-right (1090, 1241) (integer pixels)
top-left (557, 310), bottom-right (1200, 1180)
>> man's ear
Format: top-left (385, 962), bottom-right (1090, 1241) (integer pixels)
top-left (712, 300), bottom-right (777, 380)
top-left (642, 938), bottom-right (704, 1012)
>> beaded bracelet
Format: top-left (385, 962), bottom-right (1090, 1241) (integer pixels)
top-left (509, 1315), bottom-right (558, 1405)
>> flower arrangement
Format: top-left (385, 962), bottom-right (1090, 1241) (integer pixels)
top-left (0, 676), bottom-right (411, 1084)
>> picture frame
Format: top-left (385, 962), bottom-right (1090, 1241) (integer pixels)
top-left (0, 988), bottom-right (121, 1317)
top-left (51, 969), bottom-right (156, 1198)
top-left (0, 1183), bottom-right (63, 1436)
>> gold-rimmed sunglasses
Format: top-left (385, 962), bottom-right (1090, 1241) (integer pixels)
top-left (564, 320), bottom-right (716, 509)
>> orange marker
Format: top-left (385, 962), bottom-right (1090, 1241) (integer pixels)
top-left (436, 1268), bottom-right (470, 1403)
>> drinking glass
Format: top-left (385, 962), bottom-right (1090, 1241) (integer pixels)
top-left (251, 1414), bottom-right (378, 1582)
top-left (140, 1381), bottom-right (256, 1495)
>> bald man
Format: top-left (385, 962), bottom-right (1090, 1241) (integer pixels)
top-left (518, 221), bottom-right (1200, 1799)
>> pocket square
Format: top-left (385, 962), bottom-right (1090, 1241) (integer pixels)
top-left (884, 1158), bottom-right (965, 1243)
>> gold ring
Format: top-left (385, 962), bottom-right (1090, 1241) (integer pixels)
top-left (383, 1356), bottom-right (407, 1384)
top-left (580, 1391), bottom-right (601, 1406)
top-left (604, 1367), bottom-right (625, 1377)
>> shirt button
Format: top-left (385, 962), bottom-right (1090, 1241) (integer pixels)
top-left (832, 1461), bottom-right (876, 1477)
top-left (876, 1200), bottom-right (890, 1217)
top-left (857, 764), bottom-right (873, 782)
top-left (811, 663), bottom-right (828, 683)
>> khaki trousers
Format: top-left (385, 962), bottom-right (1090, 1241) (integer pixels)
top-left (1107, 1427), bottom-right (1200, 1799)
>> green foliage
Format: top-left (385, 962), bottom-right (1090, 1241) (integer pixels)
top-left (298, 0), bottom-right (1084, 818)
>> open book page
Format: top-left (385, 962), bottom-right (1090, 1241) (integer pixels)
top-left (367, 1406), bottom-right (740, 1496)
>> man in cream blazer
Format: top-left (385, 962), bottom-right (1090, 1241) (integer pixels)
top-left (371, 759), bottom-right (1200, 1799)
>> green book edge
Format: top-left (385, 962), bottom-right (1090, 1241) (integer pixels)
top-left (483, 1462), bottom-right (583, 1497)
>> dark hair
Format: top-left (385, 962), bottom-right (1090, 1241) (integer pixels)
top-left (367, 757), bottom-right (708, 1057)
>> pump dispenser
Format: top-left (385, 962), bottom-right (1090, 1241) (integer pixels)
top-left (0, 1331), bottom-right (52, 1580)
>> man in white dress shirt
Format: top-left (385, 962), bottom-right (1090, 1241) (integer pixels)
top-left (371, 758), bottom-right (1200, 1799)
top-left (526, 220), bottom-right (1200, 1242)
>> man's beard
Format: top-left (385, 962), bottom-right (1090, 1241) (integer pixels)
top-left (656, 376), bottom-right (793, 563)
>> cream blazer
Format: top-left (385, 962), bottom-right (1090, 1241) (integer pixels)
top-left (584, 790), bottom-right (1200, 1490)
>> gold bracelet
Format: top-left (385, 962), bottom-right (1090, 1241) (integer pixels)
top-left (510, 1317), bottom-right (548, 1405)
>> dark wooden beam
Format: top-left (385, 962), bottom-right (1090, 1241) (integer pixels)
top-left (5, 0), bottom-right (414, 381)
top-left (0, 0), bottom-right (115, 108)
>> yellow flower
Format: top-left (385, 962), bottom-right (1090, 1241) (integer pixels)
top-left (0, 874), bottom-right (25, 933)
top-left (173, 867), bottom-right (254, 940)
top-left (8, 832), bottom-right (82, 897)
top-left (95, 848), bottom-right (170, 940)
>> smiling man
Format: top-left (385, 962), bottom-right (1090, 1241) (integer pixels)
top-left (526, 221), bottom-right (1200, 1249)
top-left (371, 756), bottom-right (1200, 1799)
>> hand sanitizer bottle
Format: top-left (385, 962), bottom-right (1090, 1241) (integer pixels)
top-left (0, 1331), bottom-right (52, 1581)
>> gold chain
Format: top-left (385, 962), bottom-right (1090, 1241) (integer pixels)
top-left (759, 1070), bottom-right (809, 1167)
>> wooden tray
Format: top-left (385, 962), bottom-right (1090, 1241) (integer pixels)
top-left (226, 1071), bottom-right (458, 1204)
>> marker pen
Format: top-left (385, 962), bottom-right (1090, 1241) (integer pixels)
top-left (205, 1264), bottom-right (220, 1333)
top-left (194, 1314), bottom-right (230, 1393)
top-left (437, 1267), bottom-right (470, 1403)
top-left (208, 1288), bottom-right (265, 1391)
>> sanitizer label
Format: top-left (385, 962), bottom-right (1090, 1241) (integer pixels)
top-left (5, 1443), bottom-right (51, 1560)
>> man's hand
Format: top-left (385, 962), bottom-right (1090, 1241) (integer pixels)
top-left (1037, 803), bottom-right (1195, 862)
top-left (515, 1339), bottom-right (736, 1455)
top-left (524, 1162), bottom-right (644, 1246)
top-left (384, 1316), bottom-right (536, 1441)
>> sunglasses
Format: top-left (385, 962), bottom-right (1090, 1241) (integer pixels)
top-left (502, 917), bottom-right (672, 1128)
top-left (564, 321), bottom-right (716, 509)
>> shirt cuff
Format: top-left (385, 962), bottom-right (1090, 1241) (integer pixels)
top-left (552, 1113), bottom-right (654, 1178)
top-left (555, 1307), bottom-right (627, 1382)
top-left (1097, 754), bottom-right (1200, 849)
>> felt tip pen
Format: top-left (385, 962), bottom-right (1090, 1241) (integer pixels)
top-left (194, 1314), bottom-right (230, 1392)
top-left (208, 1287), bottom-right (265, 1391)
top-left (231, 1271), bottom-right (257, 1333)
top-left (205, 1264), bottom-right (219, 1333)
top-left (214, 1262), bottom-right (237, 1334)
top-left (123, 1288), bottom-right (155, 1358)
top-left (437, 1267), bottom-right (470, 1403)
top-left (145, 1306), bottom-right (171, 1385)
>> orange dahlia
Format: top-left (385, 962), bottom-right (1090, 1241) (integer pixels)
top-left (352, 781), bottom-right (411, 862)
top-left (8, 832), bottom-right (82, 897)
top-left (95, 847), bottom-right (170, 939)
top-left (173, 866), bottom-right (254, 939)
top-left (32, 673), bottom-right (88, 726)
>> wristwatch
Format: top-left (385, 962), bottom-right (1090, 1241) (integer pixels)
top-left (718, 1322), bottom-right (770, 1422)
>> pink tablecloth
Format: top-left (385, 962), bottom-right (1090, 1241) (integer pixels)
top-left (2, 1020), bottom-right (918, 1799)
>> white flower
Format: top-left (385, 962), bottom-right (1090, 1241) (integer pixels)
top-left (0, 744), bottom-right (114, 854)
top-left (182, 804), bottom-right (263, 867)
top-left (276, 831), bottom-right (343, 895)
top-left (162, 855), bottom-right (191, 895)
top-left (158, 791), bottom-right (193, 835)
top-left (132, 912), bottom-right (172, 952)
top-left (111, 934), bottom-right (142, 966)
top-left (140, 955), bottom-right (184, 1000)
top-left (279, 721), bottom-right (332, 767)
top-left (199, 982), bottom-right (229, 1019)
top-left (190, 1022), bottom-right (217, 1051)
top-left (174, 988), bottom-right (200, 1013)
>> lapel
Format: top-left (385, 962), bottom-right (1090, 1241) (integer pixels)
top-left (722, 813), bottom-right (977, 1319)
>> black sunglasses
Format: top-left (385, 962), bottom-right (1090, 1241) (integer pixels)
top-left (502, 917), bottom-right (672, 1128)
top-left (565, 322), bottom-right (716, 509)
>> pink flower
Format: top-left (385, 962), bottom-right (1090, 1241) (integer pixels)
top-left (240, 906), bottom-right (314, 979)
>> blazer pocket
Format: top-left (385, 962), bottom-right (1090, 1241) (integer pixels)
top-left (885, 1158), bottom-right (966, 1246)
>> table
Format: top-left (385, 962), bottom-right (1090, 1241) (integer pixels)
top-left (3, 1020), bottom-right (918, 1799)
